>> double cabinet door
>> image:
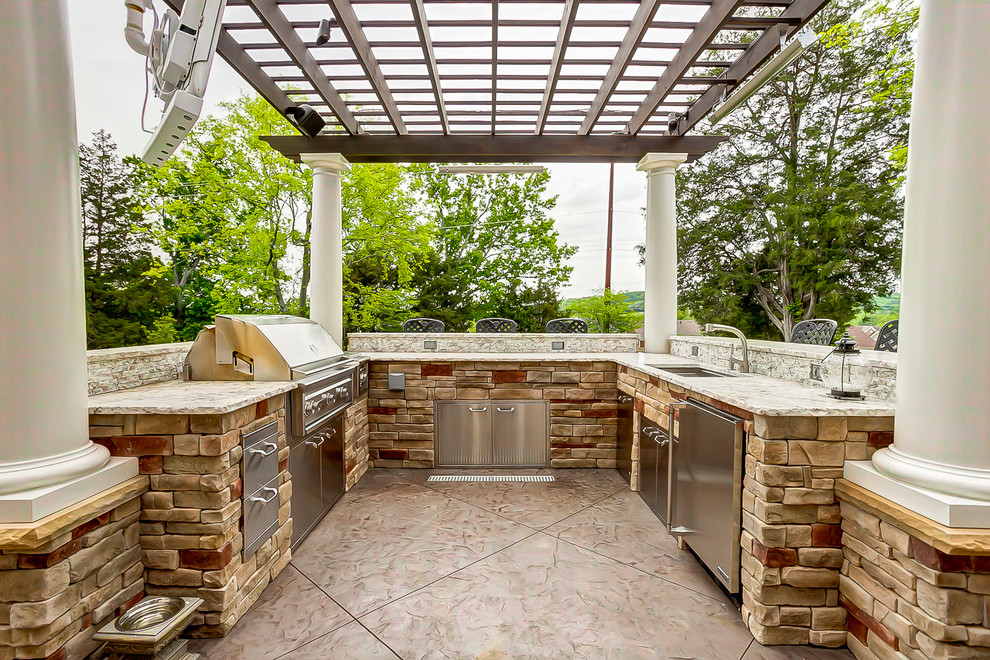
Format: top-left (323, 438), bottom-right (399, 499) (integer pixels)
top-left (436, 401), bottom-right (548, 467)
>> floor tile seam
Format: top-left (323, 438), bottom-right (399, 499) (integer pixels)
top-left (541, 530), bottom-right (737, 605)
top-left (739, 638), bottom-right (755, 660)
top-left (282, 563), bottom-right (404, 660)
top-left (531, 485), bottom-right (629, 532)
top-left (352, 526), bottom-right (545, 622)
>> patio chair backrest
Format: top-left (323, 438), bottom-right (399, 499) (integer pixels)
top-left (874, 319), bottom-right (898, 352)
top-left (790, 319), bottom-right (838, 346)
top-left (546, 318), bottom-right (589, 334)
top-left (403, 318), bottom-right (445, 333)
top-left (476, 317), bottom-right (517, 333)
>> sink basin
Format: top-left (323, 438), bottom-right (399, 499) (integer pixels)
top-left (652, 365), bottom-right (736, 378)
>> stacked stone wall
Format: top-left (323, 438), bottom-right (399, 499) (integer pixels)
top-left (367, 360), bottom-right (619, 468)
top-left (839, 493), bottom-right (990, 660)
top-left (88, 394), bottom-right (292, 637)
top-left (344, 392), bottom-right (370, 489)
top-left (87, 343), bottom-right (190, 396)
top-left (0, 488), bottom-right (146, 660)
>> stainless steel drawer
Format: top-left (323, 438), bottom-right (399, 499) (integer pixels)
top-left (243, 421), bottom-right (279, 496)
top-left (243, 475), bottom-right (279, 559)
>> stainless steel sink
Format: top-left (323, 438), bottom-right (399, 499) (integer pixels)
top-left (651, 365), bottom-right (736, 378)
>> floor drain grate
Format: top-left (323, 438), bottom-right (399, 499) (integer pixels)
top-left (427, 475), bottom-right (555, 482)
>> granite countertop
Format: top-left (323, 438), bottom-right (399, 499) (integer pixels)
top-left (356, 351), bottom-right (896, 418)
top-left (88, 380), bottom-right (297, 415)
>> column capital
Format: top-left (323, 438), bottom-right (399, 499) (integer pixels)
top-left (300, 153), bottom-right (352, 174)
top-left (637, 152), bottom-right (688, 174)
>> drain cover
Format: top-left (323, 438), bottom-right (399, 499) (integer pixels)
top-left (427, 475), bottom-right (555, 482)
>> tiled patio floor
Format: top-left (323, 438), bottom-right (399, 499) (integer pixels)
top-left (189, 469), bottom-right (853, 659)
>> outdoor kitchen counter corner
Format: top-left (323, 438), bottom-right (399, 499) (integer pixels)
top-left (357, 351), bottom-right (896, 417)
top-left (87, 379), bottom-right (296, 414)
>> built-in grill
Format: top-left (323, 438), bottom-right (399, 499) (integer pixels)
top-left (185, 314), bottom-right (367, 551)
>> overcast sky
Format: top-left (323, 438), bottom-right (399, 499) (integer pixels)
top-left (67, 2), bottom-right (650, 298)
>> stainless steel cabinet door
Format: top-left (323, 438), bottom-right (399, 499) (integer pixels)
top-left (638, 422), bottom-right (659, 514)
top-left (671, 400), bottom-right (743, 593)
top-left (320, 417), bottom-right (345, 509)
top-left (289, 440), bottom-right (323, 550)
top-left (436, 402), bottom-right (493, 466)
top-left (616, 394), bottom-right (634, 482)
top-left (492, 402), bottom-right (548, 467)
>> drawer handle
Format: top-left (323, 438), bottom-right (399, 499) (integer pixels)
top-left (248, 487), bottom-right (278, 504)
top-left (247, 441), bottom-right (278, 457)
top-left (306, 436), bottom-right (326, 448)
top-left (496, 407), bottom-right (515, 413)
top-left (468, 406), bottom-right (488, 412)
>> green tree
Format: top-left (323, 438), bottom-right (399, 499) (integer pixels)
top-left (412, 169), bottom-right (575, 330)
top-left (79, 130), bottom-right (170, 348)
top-left (676, 0), bottom-right (915, 341)
top-left (565, 289), bottom-right (642, 334)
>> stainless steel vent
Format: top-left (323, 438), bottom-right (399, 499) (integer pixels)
top-left (426, 475), bottom-right (555, 482)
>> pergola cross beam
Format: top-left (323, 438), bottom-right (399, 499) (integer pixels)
top-left (409, 0), bottom-right (450, 133)
top-left (577, 0), bottom-right (663, 135)
top-left (626, 0), bottom-right (746, 135)
top-left (325, 0), bottom-right (407, 134)
top-left (245, 0), bottom-right (359, 133)
top-left (535, 0), bottom-right (579, 135)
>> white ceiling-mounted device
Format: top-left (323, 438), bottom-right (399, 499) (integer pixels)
top-left (708, 29), bottom-right (819, 126)
top-left (124, 0), bottom-right (227, 166)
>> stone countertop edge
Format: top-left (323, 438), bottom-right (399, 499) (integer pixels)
top-left (88, 379), bottom-right (297, 415)
top-left (353, 351), bottom-right (896, 418)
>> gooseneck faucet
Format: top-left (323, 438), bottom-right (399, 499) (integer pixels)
top-left (703, 324), bottom-right (751, 373)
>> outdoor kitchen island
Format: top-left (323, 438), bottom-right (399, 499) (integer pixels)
top-left (350, 331), bottom-right (897, 650)
top-left (48, 334), bottom-right (917, 656)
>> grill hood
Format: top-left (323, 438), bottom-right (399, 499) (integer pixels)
top-left (185, 314), bottom-right (344, 381)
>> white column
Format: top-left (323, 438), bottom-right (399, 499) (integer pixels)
top-left (301, 154), bottom-right (350, 345)
top-left (637, 153), bottom-right (688, 353)
top-left (0, 0), bottom-right (113, 496)
top-left (866, 1), bottom-right (990, 502)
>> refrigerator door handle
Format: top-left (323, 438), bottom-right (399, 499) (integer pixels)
top-left (666, 402), bottom-right (688, 534)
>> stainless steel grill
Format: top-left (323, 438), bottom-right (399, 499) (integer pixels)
top-left (185, 314), bottom-right (367, 551)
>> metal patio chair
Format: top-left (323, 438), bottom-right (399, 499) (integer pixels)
top-left (790, 319), bottom-right (838, 346)
top-left (476, 317), bottom-right (517, 333)
top-left (874, 319), bottom-right (898, 352)
top-left (546, 318), bottom-right (589, 334)
top-left (403, 318), bottom-right (445, 332)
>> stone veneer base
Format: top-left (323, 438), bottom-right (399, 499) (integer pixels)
top-left (837, 480), bottom-right (990, 660)
top-left (845, 461), bottom-right (990, 528)
top-left (0, 457), bottom-right (139, 523)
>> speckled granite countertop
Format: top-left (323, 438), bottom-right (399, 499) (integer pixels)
top-left (88, 380), bottom-right (296, 415)
top-left (357, 351), bottom-right (896, 418)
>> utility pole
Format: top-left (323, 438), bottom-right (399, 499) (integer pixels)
top-left (605, 162), bottom-right (614, 291)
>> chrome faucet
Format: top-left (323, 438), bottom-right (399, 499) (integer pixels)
top-left (703, 324), bottom-right (750, 373)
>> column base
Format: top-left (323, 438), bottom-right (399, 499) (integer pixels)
top-left (844, 459), bottom-right (990, 528)
top-left (0, 456), bottom-right (138, 523)
top-left (872, 446), bottom-right (990, 501)
top-left (0, 441), bottom-right (111, 495)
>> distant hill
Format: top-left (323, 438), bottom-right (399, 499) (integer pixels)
top-left (563, 290), bottom-right (644, 312)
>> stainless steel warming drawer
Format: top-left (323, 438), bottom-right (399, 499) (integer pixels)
top-left (436, 401), bottom-right (548, 467)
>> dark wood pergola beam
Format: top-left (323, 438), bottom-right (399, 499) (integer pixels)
top-left (326, 0), bottom-right (407, 134)
top-left (244, 0), bottom-right (360, 133)
top-left (674, 0), bottom-right (831, 135)
top-left (261, 134), bottom-right (727, 163)
top-left (535, 0), bottom-right (579, 135)
top-left (410, 0), bottom-right (450, 133)
top-left (625, 0), bottom-right (745, 134)
top-left (578, 0), bottom-right (663, 135)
